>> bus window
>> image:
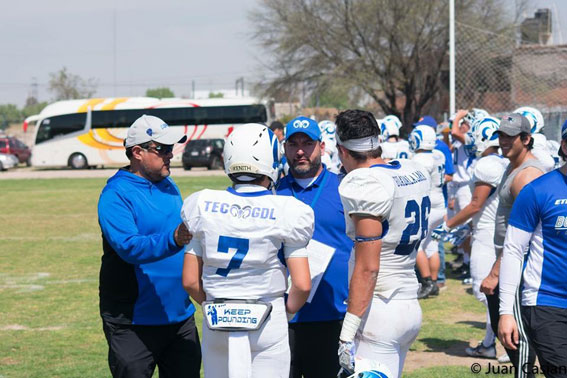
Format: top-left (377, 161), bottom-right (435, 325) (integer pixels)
top-left (36, 113), bottom-right (87, 144)
top-left (90, 105), bottom-right (268, 129)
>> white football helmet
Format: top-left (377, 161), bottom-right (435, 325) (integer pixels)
top-left (318, 120), bottom-right (337, 141)
top-left (513, 106), bottom-right (544, 134)
top-left (470, 116), bottom-right (500, 157)
top-left (223, 123), bottom-right (280, 183)
top-left (409, 125), bottom-right (436, 151)
top-left (345, 359), bottom-right (392, 378)
top-left (383, 115), bottom-right (402, 130)
top-left (464, 108), bottom-right (489, 126)
top-left (380, 119), bottom-right (400, 140)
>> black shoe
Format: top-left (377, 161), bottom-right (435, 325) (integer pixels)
top-left (418, 278), bottom-right (434, 299)
top-left (458, 264), bottom-right (470, 280)
top-left (429, 281), bottom-right (440, 296)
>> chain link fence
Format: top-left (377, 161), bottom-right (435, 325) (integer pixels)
top-left (455, 22), bottom-right (567, 141)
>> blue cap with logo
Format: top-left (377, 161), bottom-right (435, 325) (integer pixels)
top-left (562, 119), bottom-right (567, 141)
top-left (413, 115), bottom-right (437, 128)
top-left (285, 116), bottom-right (321, 141)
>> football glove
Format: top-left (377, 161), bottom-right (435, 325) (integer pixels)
top-left (431, 222), bottom-right (450, 241)
top-left (338, 341), bottom-right (356, 374)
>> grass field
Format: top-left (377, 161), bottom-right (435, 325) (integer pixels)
top-left (0, 176), bottom-right (517, 377)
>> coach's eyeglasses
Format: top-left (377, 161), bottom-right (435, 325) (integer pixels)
top-left (141, 144), bottom-right (174, 156)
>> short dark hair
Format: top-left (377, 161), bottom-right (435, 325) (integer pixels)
top-left (125, 141), bottom-right (152, 159)
top-left (269, 121), bottom-right (284, 131)
top-left (559, 139), bottom-right (567, 160)
top-left (335, 109), bottom-right (381, 161)
top-left (519, 132), bottom-right (534, 150)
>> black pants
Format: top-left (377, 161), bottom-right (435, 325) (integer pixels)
top-left (102, 315), bottom-right (201, 378)
top-left (521, 306), bottom-right (567, 378)
top-left (289, 319), bottom-right (342, 378)
top-left (486, 286), bottom-right (536, 378)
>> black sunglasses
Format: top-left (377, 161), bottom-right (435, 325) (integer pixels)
top-left (140, 144), bottom-right (174, 156)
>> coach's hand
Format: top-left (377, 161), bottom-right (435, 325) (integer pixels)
top-left (480, 274), bottom-right (498, 295)
top-left (174, 222), bottom-right (192, 246)
top-left (498, 315), bottom-right (519, 350)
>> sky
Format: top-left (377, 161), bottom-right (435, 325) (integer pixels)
top-left (0, 0), bottom-right (565, 107)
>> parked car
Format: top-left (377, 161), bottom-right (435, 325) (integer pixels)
top-left (0, 152), bottom-right (19, 171)
top-left (182, 139), bottom-right (224, 170)
top-left (0, 137), bottom-right (32, 166)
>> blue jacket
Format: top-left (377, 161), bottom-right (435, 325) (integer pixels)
top-left (98, 169), bottom-right (195, 325)
top-left (277, 167), bottom-right (353, 322)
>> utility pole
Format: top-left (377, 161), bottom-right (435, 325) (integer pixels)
top-left (449, 0), bottom-right (456, 115)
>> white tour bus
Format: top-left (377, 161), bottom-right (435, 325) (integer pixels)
top-left (27, 97), bottom-right (274, 169)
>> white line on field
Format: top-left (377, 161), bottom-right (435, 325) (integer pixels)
top-left (0, 324), bottom-right (66, 331)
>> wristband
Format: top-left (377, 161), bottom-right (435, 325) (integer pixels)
top-left (340, 312), bottom-right (361, 343)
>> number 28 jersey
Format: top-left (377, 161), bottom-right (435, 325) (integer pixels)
top-left (339, 160), bottom-right (431, 299)
top-left (181, 186), bottom-right (314, 300)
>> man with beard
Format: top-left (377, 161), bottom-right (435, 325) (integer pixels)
top-left (277, 116), bottom-right (353, 378)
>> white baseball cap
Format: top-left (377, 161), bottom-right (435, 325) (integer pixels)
top-left (124, 115), bottom-right (187, 148)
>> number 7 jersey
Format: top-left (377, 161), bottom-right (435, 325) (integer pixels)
top-left (339, 160), bottom-right (432, 299)
top-left (181, 186), bottom-right (314, 300)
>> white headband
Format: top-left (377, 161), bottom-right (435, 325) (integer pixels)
top-left (336, 133), bottom-right (381, 152)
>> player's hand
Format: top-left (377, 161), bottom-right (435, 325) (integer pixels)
top-left (480, 274), bottom-right (498, 295)
top-left (498, 315), bottom-right (519, 350)
top-left (448, 198), bottom-right (455, 210)
top-left (431, 222), bottom-right (450, 241)
top-left (338, 341), bottom-right (356, 374)
top-left (456, 109), bottom-right (469, 120)
top-left (174, 222), bottom-right (192, 246)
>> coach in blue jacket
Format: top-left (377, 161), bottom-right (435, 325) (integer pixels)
top-left (277, 116), bottom-right (353, 378)
top-left (98, 115), bottom-right (200, 378)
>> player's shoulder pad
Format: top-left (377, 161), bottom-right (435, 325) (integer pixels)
top-left (474, 155), bottom-right (506, 186)
top-left (339, 167), bottom-right (396, 219)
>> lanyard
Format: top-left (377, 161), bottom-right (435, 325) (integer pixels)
top-left (290, 171), bottom-right (329, 209)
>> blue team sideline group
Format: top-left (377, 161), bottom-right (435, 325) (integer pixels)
top-left (97, 107), bottom-right (567, 378)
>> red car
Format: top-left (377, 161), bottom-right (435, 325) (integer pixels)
top-left (0, 137), bottom-right (32, 166)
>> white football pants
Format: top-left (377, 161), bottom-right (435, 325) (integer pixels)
top-left (354, 296), bottom-right (422, 378)
top-left (202, 296), bottom-right (289, 378)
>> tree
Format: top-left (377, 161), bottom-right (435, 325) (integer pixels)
top-left (0, 104), bottom-right (21, 129)
top-left (48, 67), bottom-right (98, 100)
top-left (250, 0), bottom-right (513, 130)
top-left (208, 92), bottom-right (224, 98)
top-left (146, 87), bottom-right (175, 98)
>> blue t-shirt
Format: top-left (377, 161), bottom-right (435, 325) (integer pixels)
top-left (435, 139), bottom-right (454, 175)
top-left (509, 169), bottom-right (567, 309)
top-left (277, 167), bottom-right (353, 322)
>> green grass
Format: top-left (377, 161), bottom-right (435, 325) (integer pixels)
top-left (0, 176), bottom-right (510, 377)
top-left (0, 176), bottom-right (229, 378)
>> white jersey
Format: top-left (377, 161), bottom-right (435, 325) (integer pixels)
top-left (532, 133), bottom-right (555, 173)
top-left (411, 150), bottom-right (446, 209)
top-left (382, 140), bottom-right (413, 160)
top-left (339, 160), bottom-right (431, 299)
top-left (469, 154), bottom-right (508, 230)
top-left (452, 140), bottom-right (475, 184)
top-left (181, 185), bottom-right (314, 300)
top-left (546, 139), bottom-right (561, 168)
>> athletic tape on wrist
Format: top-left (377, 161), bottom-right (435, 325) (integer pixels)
top-left (340, 312), bottom-right (361, 343)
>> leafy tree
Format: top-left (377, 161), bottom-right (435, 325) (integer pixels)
top-left (146, 87), bottom-right (175, 98)
top-left (48, 67), bottom-right (98, 100)
top-left (0, 104), bottom-right (21, 129)
top-left (208, 92), bottom-right (224, 98)
top-left (22, 101), bottom-right (48, 119)
top-left (251, 0), bottom-right (514, 130)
